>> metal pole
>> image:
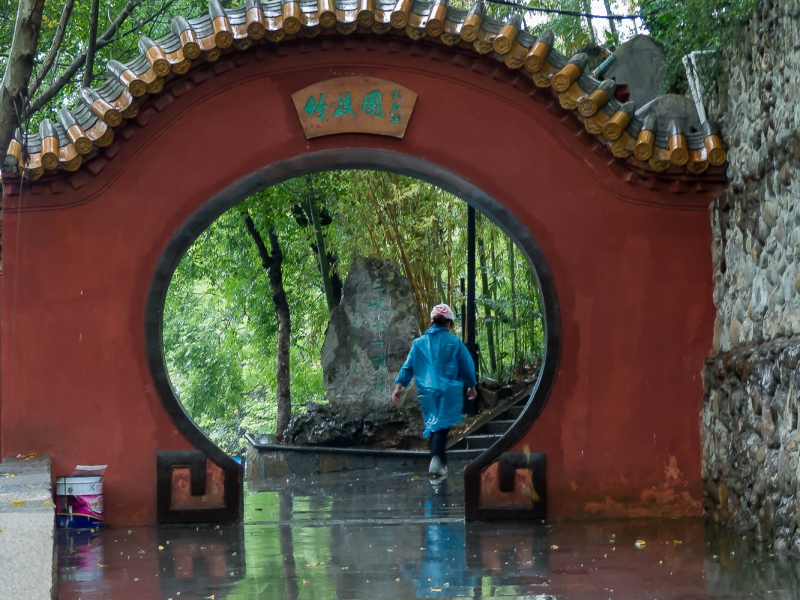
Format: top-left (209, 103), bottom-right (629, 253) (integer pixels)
top-left (466, 206), bottom-right (478, 416)
top-left (460, 277), bottom-right (466, 342)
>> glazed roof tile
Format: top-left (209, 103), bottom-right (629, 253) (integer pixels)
top-left (2, 0), bottom-right (727, 184)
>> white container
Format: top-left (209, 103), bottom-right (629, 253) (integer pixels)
top-left (55, 476), bottom-right (104, 529)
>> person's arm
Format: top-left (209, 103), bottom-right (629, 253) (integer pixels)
top-left (392, 344), bottom-right (416, 404)
top-left (456, 341), bottom-right (478, 400)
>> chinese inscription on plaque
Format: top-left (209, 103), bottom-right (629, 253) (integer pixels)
top-left (292, 77), bottom-right (417, 139)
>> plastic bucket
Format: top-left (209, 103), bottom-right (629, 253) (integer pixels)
top-left (55, 476), bottom-right (104, 529)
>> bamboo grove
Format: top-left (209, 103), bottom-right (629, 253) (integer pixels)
top-left (163, 171), bottom-right (545, 454)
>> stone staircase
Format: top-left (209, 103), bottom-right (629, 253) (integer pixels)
top-left (447, 393), bottom-right (529, 461)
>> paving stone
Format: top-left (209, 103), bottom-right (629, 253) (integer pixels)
top-left (0, 456), bottom-right (56, 600)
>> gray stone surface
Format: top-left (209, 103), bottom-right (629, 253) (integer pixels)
top-left (636, 94), bottom-right (702, 132)
top-left (604, 34), bottom-right (666, 108)
top-left (707, 0), bottom-right (800, 352)
top-left (321, 256), bottom-right (420, 414)
top-left (0, 456), bottom-right (56, 600)
top-left (702, 342), bottom-right (800, 553)
top-left (287, 256), bottom-right (425, 448)
top-left (703, 0), bottom-right (800, 553)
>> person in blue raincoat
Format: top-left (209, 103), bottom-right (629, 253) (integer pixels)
top-left (392, 304), bottom-right (477, 478)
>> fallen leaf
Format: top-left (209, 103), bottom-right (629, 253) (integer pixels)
top-left (11, 500), bottom-right (24, 506)
top-left (158, 546), bottom-right (165, 551)
top-left (302, 580), bottom-right (310, 585)
top-left (635, 540), bottom-right (646, 549)
top-left (549, 545), bottom-right (559, 550)
top-left (529, 480), bottom-right (541, 502)
top-left (674, 540), bottom-right (683, 545)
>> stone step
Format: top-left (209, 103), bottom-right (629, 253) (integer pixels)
top-left (474, 419), bottom-right (517, 435)
top-left (447, 448), bottom-right (484, 461)
top-left (450, 434), bottom-right (502, 451)
top-left (503, 404), bottom-right (525, 420)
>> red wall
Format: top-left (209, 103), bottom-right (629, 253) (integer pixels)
top-left (1, 41), bottom-right (717, 525)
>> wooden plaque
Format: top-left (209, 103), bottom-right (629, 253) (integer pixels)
top-left (292, 77), bottom-right (417, 139)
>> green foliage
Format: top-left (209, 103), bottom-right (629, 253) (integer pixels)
top-left (164, 185), bottom-right (331, 454)
top-left (164, 171), bottom-right (545, 454)
top-left (529, 0), bottom-right (599, 53)
top-left (0, 0), bottom-right (207, 128)
top-left (638, 0), bottom-right (757, 91)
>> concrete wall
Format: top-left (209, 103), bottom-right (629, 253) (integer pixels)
top-left (1, 37), bottom-right (717, 525)
top-left (704, 0), bottom-right (800, 553)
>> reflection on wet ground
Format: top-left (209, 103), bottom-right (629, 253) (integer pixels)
top-left (58, 468), bottom-right (800, 599)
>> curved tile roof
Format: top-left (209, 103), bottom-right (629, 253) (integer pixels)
top-left (2, 0), bottom-right (727, 184)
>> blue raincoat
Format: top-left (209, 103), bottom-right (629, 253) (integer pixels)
top-left (395, 325), bottom-right (477, 437)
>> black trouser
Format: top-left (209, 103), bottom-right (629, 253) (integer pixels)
top-left (430, 428), bottom-right (450, 465)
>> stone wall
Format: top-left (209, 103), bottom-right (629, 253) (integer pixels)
top-left (703, 0), bottom-right (800, 552)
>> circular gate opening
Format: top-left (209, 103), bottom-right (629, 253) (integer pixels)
top-left (146, 150), bottom-right (560, 471)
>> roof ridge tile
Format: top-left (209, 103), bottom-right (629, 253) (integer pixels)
top-left (2, 0), bottom-right (727, 184)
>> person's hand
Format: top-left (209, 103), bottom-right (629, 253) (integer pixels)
top-left (467, 386), bottom-right (477, 400)
top-left (391, 384), bottom-right (403, 405)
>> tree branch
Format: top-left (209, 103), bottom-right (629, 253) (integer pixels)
top-left (23, 0), bottom-right (138, 118)
top-left (242, 212), bottom-right (277, 271)
top-left (28, 0), bottom-right (75, 99)
top-left (117, 0), bottom-right (177, 41)
top-left (83, 0), bottom-right (100, 88)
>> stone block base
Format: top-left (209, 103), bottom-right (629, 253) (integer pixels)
top-left (0, 456), bottom-right (56, 599)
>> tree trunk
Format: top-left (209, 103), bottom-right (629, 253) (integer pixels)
top-left (308, 195), bottom-right (337, 313)
top-left (582, 0), bottom-right (597, 44)
top-left (476, 215), bottom-right (496, 377)
top-left (602, 0), bottom-right (619, 39)
top-left (508, 237), bottom-right (519, 369)
top-left (0, 0), bottom-right (46, 167)
top-left (243, 213), bottom-right (292, 441)
top-left (82, 0), bottom-right (101, 88)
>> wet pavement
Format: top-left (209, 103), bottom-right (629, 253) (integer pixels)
top-left (58, 468), bottom-right (800, 599)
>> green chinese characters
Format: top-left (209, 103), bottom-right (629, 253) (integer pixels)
top-left (304, 89), bottom-right (404, 124)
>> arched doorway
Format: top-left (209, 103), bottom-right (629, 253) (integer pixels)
top-left (145, 149), bottom-right (561, 522)
top-left (1, 13), bottom-right (723, 525)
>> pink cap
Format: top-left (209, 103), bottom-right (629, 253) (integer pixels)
top-left (431, 304), bottom-right (455, 321)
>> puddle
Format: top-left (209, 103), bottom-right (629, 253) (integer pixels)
top-left (57, 469), bottom-right (800, 599)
